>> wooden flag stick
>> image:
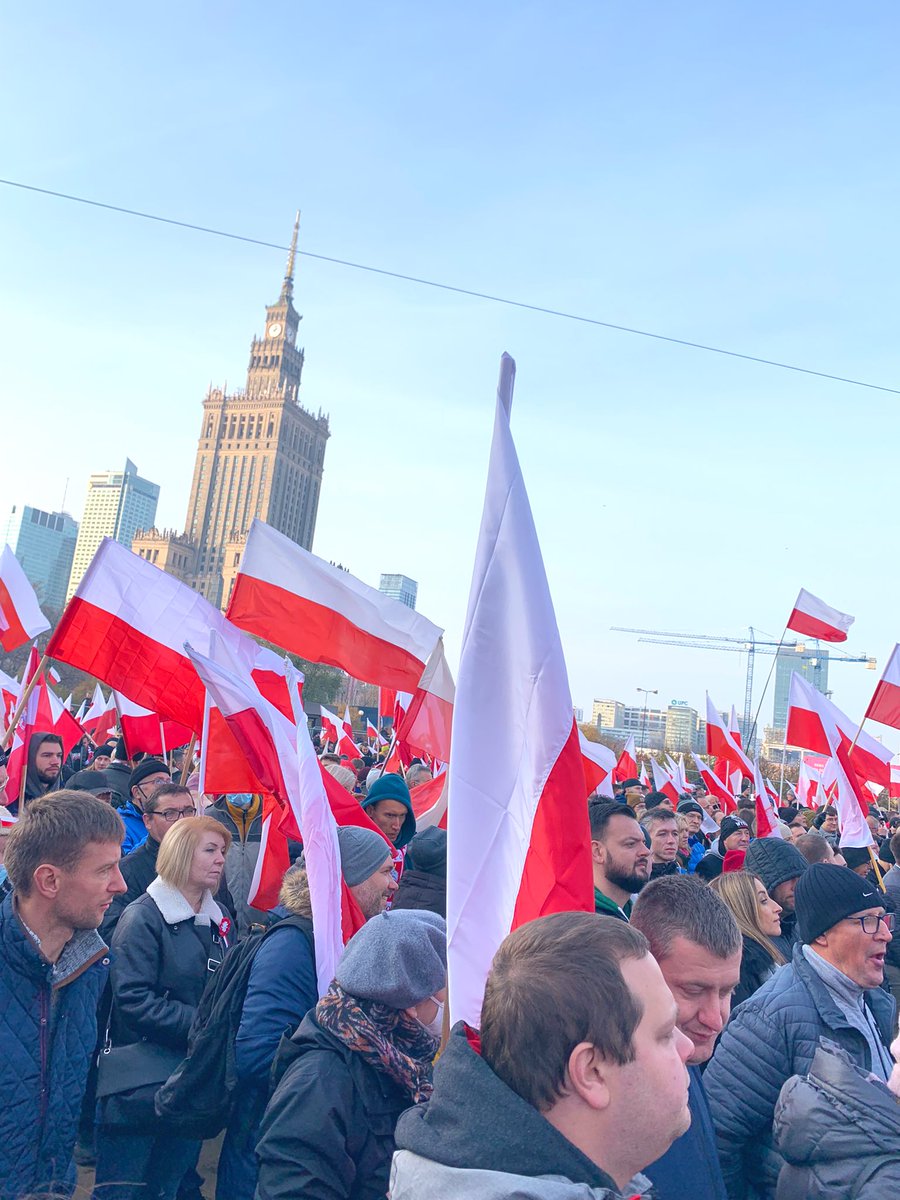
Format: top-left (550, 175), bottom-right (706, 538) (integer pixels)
top-left (0, 654), bottom-right (50, 751)
top-left (868, 844), bottom-right (887, 892)
top-left (180, 735), bottom-right (197, 786)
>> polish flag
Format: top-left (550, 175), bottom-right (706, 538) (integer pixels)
top-left (787, 588), bottom-right (854, 644)
top-left (797, 757), bottom-right (821, 808)
top-left (319, 706), bottom-right (339, 746)
top-left (639, 763), bottom-right (650, 788)
top-left (690, 752), bottom-right (737, 813)
top-left (890, 756), bottom-right (900, 802)
top-left (114, 693), bottom-right (193, 760)
top-left (337, 707), bottom-right (360, 760)
top-left (394, 640), bottom-right (455, 763)
top-left (753, 760), bottom-right (783, 839)
top-left (366, 719), bottom-right (386, 747)
top-left (226, 519), bottom-right (443, 692)
top-left (6, 674), bottom-right (84, 801)
top-left (47, 538), bottom-right (254, 732)
top-left (613, 734), bottom-right (637, 784)
top-left (785, 672), bottom-right (891, 788)
top-left (447, 355), bottom-right (593, 1028)
top-left (864, 644), bottom-right (900, 731)
top-left (0, 667), bottom-right (19, 728)
top-left (409, 772), bottom-right (449, 831)
top-left (0, 546), bottom-right (50, 654)
top-left (650, 758), bottom-right (680, 805)
top-left (82, 684), bottom-right (118, 747)
top-left (729, 707), bottom-right (742, 747)
top-left (579, 732), bottom-right (616, 799)
top-left (246, 791), bottom-right (292, 911)
top-left (832, 740), bottom-right (875, 849)
top-left (706, 695), bottom-right (753, 778)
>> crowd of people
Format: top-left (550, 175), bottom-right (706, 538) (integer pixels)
top-left (3, 730), bottom-right (900, 1200)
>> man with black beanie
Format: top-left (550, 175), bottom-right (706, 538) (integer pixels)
top-left (705, 863), bottom-right (895, 1199)
top-left (745, 837), bottom-right (808, 959)
top-left (696, 816), bottom-right (749, 882)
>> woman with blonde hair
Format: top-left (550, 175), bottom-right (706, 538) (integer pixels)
top-left (711, 870), bottom-right (785, 1007)
top-left (94, 816), bottom-right (233, 1200)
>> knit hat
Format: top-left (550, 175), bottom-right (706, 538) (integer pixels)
top-left (68, 768), bottom-right (112, 795)
top-left (722, 849), bottom-right (747, 873)
top-left (129, 758), bottom-right (170, 792)
top-left (336, 909), bottom-right (447, 1009)
top-left (361, 773), bottom-right (416, 848)
top-left (677, 800), bottom-right (704, 817)
top-left (745, 837), bottom-right (808, 893)
top-left (839, 846), bottom-right (872, 872)
top-left (795, 862), bottom-right (882, 944)
top-left (336, 826), bottom-right (392, 886)
top-left (717, 816), bottom-right (749, 855)
top-left (93, 743), bottom-right (115, 759)
top-left (620, 777), bottom-right (642, 789)
top-left (323, 763), bottom-right (358, 793)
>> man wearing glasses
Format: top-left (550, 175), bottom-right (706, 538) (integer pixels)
top-left (100, 784), bottom-right (232, 942)
top-left (705, 863), bottom-right (896, 1199)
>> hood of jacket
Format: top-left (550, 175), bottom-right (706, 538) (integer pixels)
top-left (23, 731), bottom-right (63, 802)
top-left (393, 1024), bottom-right (650, 1199)
top-left (775, 1041), bottom-right (900, 1169)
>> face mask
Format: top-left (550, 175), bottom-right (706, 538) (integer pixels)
top-left (229, 793), bottom-right (254, 810)
top-left (420, 998), bottom-right (444, 1039)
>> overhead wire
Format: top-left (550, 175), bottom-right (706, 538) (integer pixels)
top-left (2, 177), bottom-right (898, 396)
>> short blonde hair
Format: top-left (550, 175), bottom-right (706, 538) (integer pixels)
top-left (156, 816), bottom-right (231, 891)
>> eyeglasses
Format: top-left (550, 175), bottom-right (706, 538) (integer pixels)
top-left (844, 913), bottom-right (895, 935)
top-left (153, 806), bottom-right (197, 823)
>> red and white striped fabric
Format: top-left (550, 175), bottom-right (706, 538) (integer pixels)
top-left (786, 672), bottom-right (891, 788)
top-left (639, 763), bottom-right (650, 788)
top-left (47, 538), bottom-right (254, 732)
top-left (650, 758), bottom-right (680, 805)
top-left (447, 355), bottom-right (593, 1028)
top-left (890, 756), bottom-right (900, 802)
top-left (613, 734), bottom-right (637, 784)
top-left (246, 791), bottom-right (291, 911)
top-left (706, 695), bottom-right (753, 778)
top-left (0, 546), bottom-right (50, 654)
top-left (319, 706), bottom-right (339, 746)
top-left (729, 707), bottom-right (742, 748)
top-left (787, 588), bottom-right (854, 644)
top-left (394, 640), bottom-right (455, 763)
top-left (365, 719), bottom-right (386, 747)
top-left (753, 760), bottom-right (783, 839)
top-left (6, 673), bottom-right (85, 801)
top-left (797, 757), bottom-right (821, 808)
top-left (0, 667), bottom-right (18, 728)
top-left (832, 741), bottom-right (875, 849)
top-left (226, 520), bottom-right (443, 692)
top-left (114, 693), bottom-right (193, 760)
top-left (337, 707), bottom-right (361, 760)
top-left (690, 752), bottom-right (736, 813)
top-left (82, 684), bottom-right (118, 747)
top-left (579, 732), bottom-right (616, 799)
top-left (409, 772), bottom-right (448, 830)
top-left (864, 644), bottom-right (900, 731)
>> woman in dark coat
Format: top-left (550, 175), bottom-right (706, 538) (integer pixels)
top-left (256, 909), bottom-right (446, 1200)
top-left (93, 815), bottom-right (232, 1200)
top-left (710, 870), bottom-right (786, 1006)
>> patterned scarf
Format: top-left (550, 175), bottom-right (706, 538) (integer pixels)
top-left (316, 982), bottom-right (438, 1103)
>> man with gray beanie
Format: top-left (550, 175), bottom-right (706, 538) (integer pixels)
top-left (256, 910), bottom-right (446, 1200)
top-left (217, 825), bottom-right (397, 1200)
top-left (705, 863), bottom-right (896, 1199)
top-left (745, 836), bottom-right (808, 959)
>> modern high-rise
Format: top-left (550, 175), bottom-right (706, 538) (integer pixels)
top-left (773, 646), bottom-right (829, 731)
top-left (67, 460), bottom-right (159, 600)
top-left (379, 574), bottom-right (418, 610)
top-left (3, 504), bottom-right (78, 612)
top-left (184, 214), bottom-right (330, 607)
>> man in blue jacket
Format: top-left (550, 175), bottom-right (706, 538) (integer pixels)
top-left (0, 790), bottom-right (126, 1199)
top-left (631, 874), bottom-right (742, 1200)
top-left (705, 863), bottom-right (896, 1199)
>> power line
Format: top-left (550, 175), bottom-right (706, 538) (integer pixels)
top-left (2, 176), bottom-right (898, 397)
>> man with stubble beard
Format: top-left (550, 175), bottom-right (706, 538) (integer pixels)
top-left (589, 800), bottom-right (652, 921)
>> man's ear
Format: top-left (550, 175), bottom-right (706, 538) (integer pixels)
top-left (32, 864), bottom-right (63, 901)
top-left (142, 811), bottom-right (154, 830)
top-left (591, 839), bottom-right (604, 866)
top-left (566, 1041), bottom-right (612, 1112)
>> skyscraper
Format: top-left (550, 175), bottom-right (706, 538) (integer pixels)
top-left (66, 460), bottom-right (159, 601)
top-left (3, 504), bottom-right (78, 612)
top-left (773, 646), bottom-right (829, 731)
top-left (184, 214), bottom-right (330, 607)
top-left (379, 574), bottom-right (418, 610)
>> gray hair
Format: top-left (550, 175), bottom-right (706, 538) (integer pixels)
top-left (631, 874), bottom-right (741, 961)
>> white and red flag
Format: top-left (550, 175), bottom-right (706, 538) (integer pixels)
top-left (47, 538), bottom-right (254, 732)
top-left (785, 672), bottom-right (891, 789)
top-left (226, 519), bottom-right (442, 692)
top-left (787, 588), bottom-right (854, 644)
top-left (650, 758), bottom-right (680, 805)
top-left (82, 684), bottom-right (118, 747)
top-left (579, 732), bottom-right (616, 799)
top-left (797, 756), bottom-right (822, 808)
top-left (0, 546), bottom-right (50, 654)
top-left (319, 706), bottom-right (339, 746)
top-left (690, 752), bottom-right (737, 813)
top-left (447, 355), bottom-right (593, 1028)
top-left (832, 740), bottom-right (875, 849)
top-left (394, 640), bottom-right (455, 764)
top-left (365, 719), bottom-right (386, 747)
top-left (729, 707), bottom-right (742, 747)
top-left (337, 707), bottom-right (360, 760)
top-left (613, 734), bottom-right (637, 784)
top-left (891, 756), bottom-right (900, 802)
top-left (864, 644), bottom-right (900, 731)
top-left (639, 762), bottom-right (650, 788)
top-left (409, 772), bottom-right (449, 831)
top-left (753, 760), bottom-right (783, 839)
top-left (706, 695), bottom-right (753, 778)
top-left (114, 693), bottom-right (193, 761)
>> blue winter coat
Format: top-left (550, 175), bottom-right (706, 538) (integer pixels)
top-left (117, 799), bottom-right (149, 857)
top-left (704, 944), bottom-right (896, 1200)
top-left (643, 1066), bottom-right (727, 1200)
top-left (0, 893), bottom-right (109, 1199)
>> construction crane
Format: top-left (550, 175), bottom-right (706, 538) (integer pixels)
top-left (610, 627), bottom-right (876, 753)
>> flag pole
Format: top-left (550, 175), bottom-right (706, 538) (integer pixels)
top-left (868, 845), bottom-right (886, 892)
top-left (180, 735), bottom-right (197, 786)
top-left (0, 654), bottom-right (50, 750)
top-left (747, 625), bottom-right (788, 755)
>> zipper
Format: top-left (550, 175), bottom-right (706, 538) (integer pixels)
top-left (38, 984), bottom-right (49, 1135)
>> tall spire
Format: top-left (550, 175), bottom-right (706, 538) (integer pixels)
top-left (281, 210), bottom-right (300, 301)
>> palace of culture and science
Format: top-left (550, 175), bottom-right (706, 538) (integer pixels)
top-left (132, 215), bottom-right (330, 608)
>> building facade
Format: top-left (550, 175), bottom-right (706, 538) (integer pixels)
top-left (67, 460), bottom-right (159, 601)
top-left (183, 215), bottom-right (330, 606)
top-left (379, 574), bottom-right (418, 610)
top-left (595, 699), bottom-right (706, 754)
top-left (592, 698), bottom-right (624, 728)
top-left (773, 647), bottom-right (829, 732)
top-left (3, 505), bottom-right (78, 612)
top-left (132, 528), bottom-right (198, 583)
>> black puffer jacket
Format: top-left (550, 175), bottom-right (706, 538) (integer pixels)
top-left (393, 827), bottom-right (447, 918)
top-left (256, 1012), bottom-right (412, 1200)
top-left (774, 1042), bottom-right (900, 1198)
top-left (733, 934), bottom-right (782, 1008)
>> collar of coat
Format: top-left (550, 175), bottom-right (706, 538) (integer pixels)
top-left (146, 877), bottom-right (223, 927)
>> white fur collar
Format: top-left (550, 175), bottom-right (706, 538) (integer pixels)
top-left (146, 877), bottom-right (223, 927)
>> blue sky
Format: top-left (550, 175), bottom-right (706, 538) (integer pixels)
top-left (2, 3), bottom-right (899, 739)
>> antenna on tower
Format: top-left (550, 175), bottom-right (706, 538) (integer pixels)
top-left (282, 210), bottom-right (300, 299)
